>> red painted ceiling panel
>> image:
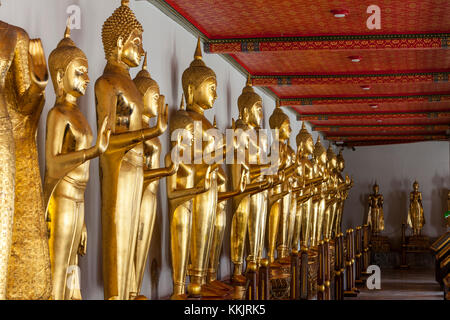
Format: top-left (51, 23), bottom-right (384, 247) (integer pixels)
top-left (231, 50), bottom-right (450, 74)
top-left (165, 0), bottom-right (450, 38)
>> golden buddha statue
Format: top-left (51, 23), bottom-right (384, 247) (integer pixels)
top-left (367, 183), bottom-right (384, 234)
top-left (334, 150), bottom-right (350, 235)
top-left (311, 136), bottom-right (328, 247)
top-left (96, 0), bottom-right (167, 300)
top-left (230, 77), bottom-right (272, 281)
top-left (1, 21), bottom-right (51, 299)
top-left (323, 146), bottom-right (339, 240)
top-left (268, 102), bottom-right (296, 262)
top-left (132, 53), bottom-right (177, 297)
top-left (407, 181), bottom-right (425, 236)
top-left (166, 38), bottom-right (219, 298)
top-left (44, 25), bottom-right (111, 300)
top-left (207, 117), bottom-right (251, 291)
top-left (294, 123), bottom-right (315, 250)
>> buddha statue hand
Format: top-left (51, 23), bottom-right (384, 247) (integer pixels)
top-left (239, 165), bottom-right (250, 193)
top-left (29, 39), bottom-right (49, 87)
top-left (155, 94), bottom-right (169, 135)
top-left (95, 117), bottom-right (112, 155)
top-left (78, 224), bottom-right (87, 256)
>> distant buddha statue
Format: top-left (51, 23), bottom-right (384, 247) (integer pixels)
top-left (367, 183), bottom-right (384, 234)
top-left (407, 181), bottom-right (425, 236)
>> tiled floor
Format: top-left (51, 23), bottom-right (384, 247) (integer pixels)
top-left (346, 268), bottom-right (444, 300)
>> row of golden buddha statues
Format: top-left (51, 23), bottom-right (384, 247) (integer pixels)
top-left (0, 0), bottom-right (354, 300)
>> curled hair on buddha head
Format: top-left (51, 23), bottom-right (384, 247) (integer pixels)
top-left (269, 100), bottom-right (289, 129)
top-left (181, 37), bottom-right (216, 105)
top-left (296, 122), bottom-right (313, 149)
top-left (48, 22), bottom-right (88, 95)
top-left (133, 52), bottom-right (159, 96)
top-left (102, 0), bottom-right (144, 60)
top-left (237, 74), bottom-right (262, 118)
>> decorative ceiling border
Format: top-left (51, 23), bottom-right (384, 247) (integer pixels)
top-left (313, 124), bottom-right (450, 132)
top-left (296, 111), bottom-right (450, 120)
top-left (251, 72), bottom-right (450, 86)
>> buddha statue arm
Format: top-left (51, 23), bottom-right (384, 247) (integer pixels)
top-left (12, 30), bottom-right (48, 115)
top-left (95, 79), bottom-right (167, 153)
top-left (45, 114), bottom-right (110, 179)
top-left (144, 152), bottom-right (179, 182)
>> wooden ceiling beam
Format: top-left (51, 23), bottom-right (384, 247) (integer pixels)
top-left (326, 134), bottom-right (448, 141)
top-left (313, 124), bottom-right (450, 132)
top-left (296, 111), bottom-right (450, 121)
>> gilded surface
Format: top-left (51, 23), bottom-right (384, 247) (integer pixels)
top-left (44, 25), bottom-right (110, 300)
top-left (367, 183), bottom-right (384, 234)
top-left (407, 181), bottom-right (425, 235)
top-left (2, 19), bottom-right (51, 299)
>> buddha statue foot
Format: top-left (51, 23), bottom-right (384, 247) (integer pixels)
top-left (133, 295), bottom-right (148, 300)
top-left (170, 293), bottom-right (188, 300)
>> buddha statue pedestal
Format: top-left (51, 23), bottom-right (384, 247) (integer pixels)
top-left (370, 234), bottom-right (391, 252)
top-left (269, 259), bottom-right (291, 300)
top-left (307, 247), bottom-right (319, 300)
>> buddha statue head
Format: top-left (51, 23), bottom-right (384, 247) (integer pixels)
top-left (49, 24), bottom-right (89, 99)
top-left (102, 0), bottom-right (144, 67)
top-left (337, 149), bottom-right (345, 173)
top-left (373, 183), bottom-right (379, 194)
top-left (296, 122), bottom-right (314, 157)
top-left (182, 38), bottom-right (217, 111)
top-left (413, 180), bottom-right (419, 191)
top-left (237, 75), bottom-right (263, 128)
top-left (134, 52), bottom-right (160, 118)
top-left (326, 145), bottom-right (337, 172)
top-left (269, 101), bottom-right (291, 142)
top-left (313, 136), bottom-right (327, 167)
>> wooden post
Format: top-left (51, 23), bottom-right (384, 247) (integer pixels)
top-left (344, 229), bottom-right (357, 297)
top-left (290, 250), bottom-right (300, 300)
top-left (361, 224), bottom-right (370, 276)
top-left (324, 239), bottom-right (331, 300)
top-left (355, 227), bottom-right (363, 285)
top-left (299, 248), bottom-right (309, 300)
top-left (246, 262), bottom-right (258, 300)
top-left (317, 241), bottom-right (325, 300)
top-left (258, 259), bottom-right (270, 300)
top-left (334, 233), bottom-right (344, 300)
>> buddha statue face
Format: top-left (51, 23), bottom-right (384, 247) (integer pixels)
top-left (59, 58), bottom-right (89, 98)
top-left (246, 101), bottom-right (263, 128)
top-left (143, 87), bottom-right (160, 117)
top-left (119, 29), bottom-right (144, 68)
top-left (278, 119), bottom-right (292, 141)
top-left (337, 152), bottom-right (345, 172)
top-left (373, 184), bottom-right (379, 194)
top-left (189, 77), bottom-right (217, 110)
top-left (413, 181), bottom-right (419, 191)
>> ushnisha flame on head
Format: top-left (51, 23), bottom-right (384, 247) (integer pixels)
top-left (181, 37), bottom-right (216, 101)
top-left (269, 100), bottom-right (289, 129)
top-left (313, 135), bottom-right (326, 160)
top-left (48, 23), bottom-right (88, 94)
top-left (134, 52), bottom-right (159, 96)
top-left (101, 0), bottom-right (144, 60)
top-left (237, 74), bottom-right (262, 118)
top-left (296, 122), bottom-right (313, 148)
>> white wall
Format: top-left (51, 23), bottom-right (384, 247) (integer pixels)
top-left (341, 141), bottom-right (449, 249)
top-left (0, 0), bottom-right (324, 299)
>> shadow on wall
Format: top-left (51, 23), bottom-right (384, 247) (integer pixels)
top-left (385, 178), bottom-right (409, 250)
top-left (170, 34), bottom-right (179, 105)
top-left (431, 173), bottom-right (448, 236)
